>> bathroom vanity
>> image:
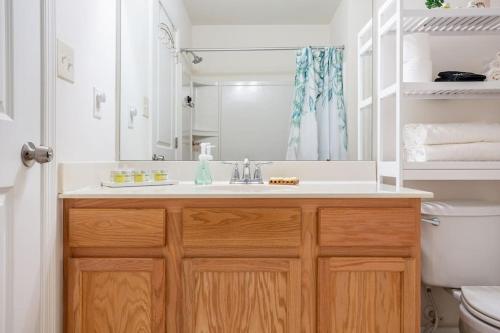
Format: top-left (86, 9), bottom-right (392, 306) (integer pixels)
top-left (62, 183), bottom-right (431, 333)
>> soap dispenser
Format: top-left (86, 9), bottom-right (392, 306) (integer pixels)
top-left (195, 143), bottom-right (215, 185)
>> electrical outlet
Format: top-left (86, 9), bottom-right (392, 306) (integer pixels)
top-left (57, 40), bottom-right (75, 83)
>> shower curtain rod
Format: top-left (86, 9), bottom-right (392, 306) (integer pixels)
top-left (180, 46), bottom-right (345, 53)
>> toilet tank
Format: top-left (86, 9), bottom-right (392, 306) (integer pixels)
top-left (421, 201), bottom-right (500, 288)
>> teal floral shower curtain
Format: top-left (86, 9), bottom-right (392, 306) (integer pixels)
top-left (286, 47), bottom-right (347, 160)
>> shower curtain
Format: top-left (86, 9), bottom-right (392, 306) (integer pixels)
top-left (286, 47), bottom-right (347, 161)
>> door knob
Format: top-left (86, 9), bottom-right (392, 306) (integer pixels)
top-left (152, 154), bottom-right (166, 161)
top-left (21, 142), bottom-right (54, 167)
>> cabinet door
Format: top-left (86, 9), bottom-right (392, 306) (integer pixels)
top-left (318, 257), bottom-right (417, 333)
top-left (67, 258), bottom-right (165, 333)
top-left (183, 258), bottom-right (301, 333)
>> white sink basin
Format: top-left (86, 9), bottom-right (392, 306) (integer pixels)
top-left (195, 184), bottom-right (298, 193)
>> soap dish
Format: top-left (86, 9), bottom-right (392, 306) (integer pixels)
top-left (269, 177), bottom-right (299, 185)
top-left (102, 180), bottom-right (179, 188)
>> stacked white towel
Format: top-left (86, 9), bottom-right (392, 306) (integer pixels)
top-left (403, 33), bottom-right (433, 82)
top-left (485, 52), bottom-right (500, 81)
top-left (404, 123), bottom-right (500, 162)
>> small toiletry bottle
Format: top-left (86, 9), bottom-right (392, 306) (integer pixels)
top-left (195, 143), bottom-right (214, 185)
top-left (152, 169), bottom-right (168, 182)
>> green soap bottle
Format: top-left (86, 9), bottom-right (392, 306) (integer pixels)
top-left (195, 143), bottom-right (214, 185)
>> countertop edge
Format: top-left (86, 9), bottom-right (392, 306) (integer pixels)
top-left (59, 193), bottom-right (434, 199)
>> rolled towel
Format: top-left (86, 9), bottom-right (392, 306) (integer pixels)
top-left (403, 33), bottom-right (431, 63)
top-left (487, 59), bottom-right (500, 70)
top-left (404, 123), bottom-right (500, 146)
top-left (406, 142), bottom-right (500, 162)
top-left (486, 68), bottom-right (500, 81)
top-left (404, 59), bottom-right (433, 82)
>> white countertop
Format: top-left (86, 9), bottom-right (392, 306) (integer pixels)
top-left (59, 181), bottom-right (433, 199)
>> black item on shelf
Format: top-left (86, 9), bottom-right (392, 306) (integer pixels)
top-left (435, 71), bottom-right (487, 82)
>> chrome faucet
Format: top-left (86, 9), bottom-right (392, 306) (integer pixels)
top-left (224, 158), bottom-right (272, 184)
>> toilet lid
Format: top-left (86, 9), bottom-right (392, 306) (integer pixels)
top-left (462, 286), bottom-right (500, 329)
top-left (422, 200), bottom-right (500, 217)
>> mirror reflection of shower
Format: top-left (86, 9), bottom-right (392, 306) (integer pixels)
top-left (186, 51), bottom-right (203, 64)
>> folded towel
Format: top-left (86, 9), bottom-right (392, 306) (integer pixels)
top-left (486, 68), bottom-right (500, 81)
top-left (404, 123), bottom-right (500, 146)
top-left (487, 59), bottom-right (500, 70)
top-left (406, 142), bottom-right (500, 162)
top-left (435, 71), bottom-right (486, 82)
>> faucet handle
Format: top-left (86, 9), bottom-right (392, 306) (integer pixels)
top-left (222, 162), bottom-right (240, 183)
top-left (253, 162), bottom-right (272, 184)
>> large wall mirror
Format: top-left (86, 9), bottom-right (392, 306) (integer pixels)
top-left (118, 0), bottom-right (374, 161)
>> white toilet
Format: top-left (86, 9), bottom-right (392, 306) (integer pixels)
top-left (421, 201), bottom-right (500, 333)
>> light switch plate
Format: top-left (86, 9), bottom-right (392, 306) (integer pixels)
top-left (128, 106), bottom-right (138, 129)
top-left (57, 39), bottom-right (75, 83)
top-left (143, 96), bottom-right (150, 118)
top-left (93, 87), bottom-right (106, 119)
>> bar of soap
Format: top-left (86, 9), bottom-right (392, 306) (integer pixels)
top-left (269, 177), bottom-right (300, 185)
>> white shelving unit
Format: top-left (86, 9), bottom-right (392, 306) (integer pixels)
top-left (376, 0), bottom-right (403, 187)
top-left (404, 162), bottom-right (500, 180)
top-left (403, 81), bottom-right (500, 99)
top-left (375, 0), bottom-right (500, 186)
top-left (403, 8), bottom-right (500, 34)
top-left (357, 19), bottom-right (373, 160)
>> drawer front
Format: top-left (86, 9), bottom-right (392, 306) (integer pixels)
top-left (318, 208), bottom-right (417, 247)
top-left (182, 208), bottom-right (301, 248)
top-left (69, 209), bottom-right (165, 248)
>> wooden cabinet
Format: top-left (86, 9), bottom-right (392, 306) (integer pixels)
top-left (67, 258), bottom-right (165, 333)
top-left (182, 208), bottom-right (301, 248)
top-left (318, 257), bottom-right (417, 333)
top-left (68, 208), bottom-right (166, 248)
top-left (318, 207), bottom-right (417, 247)
top-left (183, 258), bottom-right (301, 333)
top-left (64, 198), bottom-right (421, 333)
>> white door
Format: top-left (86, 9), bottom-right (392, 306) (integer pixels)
top-left (152, 1), bottom-right (177, 161)
top-left (0, 0), bottom-right (50, 331)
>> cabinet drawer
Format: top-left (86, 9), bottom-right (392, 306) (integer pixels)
top-left (182, 208), bottom-right (301, 248)
top-left (318, 208), bottom-right (417, 247)
top-left (68, 209), bottom-right (165, 248)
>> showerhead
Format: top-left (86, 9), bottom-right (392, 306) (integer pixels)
top-left (188, 51), bottom-right (203, 64)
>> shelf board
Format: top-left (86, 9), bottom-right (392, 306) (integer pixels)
top-left (379, 161), bottom-right (400, 178)
top-left (404, 161), bottom-right (500, 180)
top-left (359, 39), bottom-right (373, 56)
top-left (403, 8), bottom-right (500, 35)
top-left (380, 14), bottom-right (398, 36)
top-left (192, 130), bottom-right (219, 137)
top-left (380, 84), bottom-right (397, 99)
top-left (403, 81), bottom-right (500, 99)
top-left (359, 97), bottom-right (373, 109)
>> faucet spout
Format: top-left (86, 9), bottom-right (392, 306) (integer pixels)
top-left (242, 158), bottom-right (252, 183)
top-left (225, 158), bottom-right (272, 184)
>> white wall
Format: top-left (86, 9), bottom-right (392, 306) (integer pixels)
top-left (220, 83), bottom-right (294, 161)
top-left (56, 0), bottom-right (117, 161)
top-left (161, 0), bottom-right (192, 49)
top-left (191, 25), bottom-right (330, 78)
top-left (56, 0), bottom-right (192, 162)
top-left (120, 0), bottom-right (153, 160)
top-left (330, 0), bottom-right (373, 160)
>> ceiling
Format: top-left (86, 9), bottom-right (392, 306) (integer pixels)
top-left (182, 0), bottom-right (343, 25)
